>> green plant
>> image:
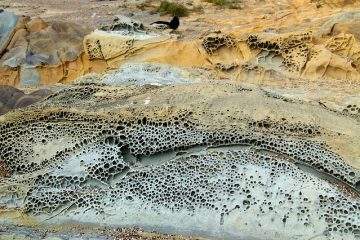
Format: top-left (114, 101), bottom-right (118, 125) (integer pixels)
top-left (156, 1), bottom-right (190, 17)
top-left (204, 0), bottom-right (243, 9)
top-left (205, 0), bottom-right (228, 6)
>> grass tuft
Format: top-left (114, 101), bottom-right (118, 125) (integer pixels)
top-left (156, 1), bottom-right (190, 17)
top-left (204, 0), bottom-right (243, 9)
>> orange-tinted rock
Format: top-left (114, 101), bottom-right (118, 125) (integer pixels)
top-left (25, 17), bottom-right (46, 32)
top-left (0, 66), bottom-right (19, 86)
top-left (36, 53), bottom-right (90, 85)
top-left (1, 28), bottom-right (28, 68)
top-left (26, 22), bottom-right (89, 67)
top-left (332, 23), bottom-right (360, 39)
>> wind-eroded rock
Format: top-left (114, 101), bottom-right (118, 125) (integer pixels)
top-left (0, 79), bottom-right (359, 239)
top-left (81, 12), bottom-right (360, 87)
top-left (2, 4), bottom-right (360, 87)
top-left (0, 11), bottom-right (90, 86)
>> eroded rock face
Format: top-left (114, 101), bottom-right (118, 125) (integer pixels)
top-left (200, 28), bottom-right (360, 82)
top-left (0, 11), bottom-right (90, 86)
top-left (2, 4), bottom-right (360, 87)
top-left (0, 85), bottom-right (53, 115)
top-left (100, 15), bottom-right (145, 32)
top-left (0, 81), bottom-right (359, 239)
top-left (81, 12), bottom-right (360, 88)
top-left (0, 11), bottom-right (19, 57)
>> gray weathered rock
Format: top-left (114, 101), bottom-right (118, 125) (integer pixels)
top-left (0, 11), bottom-right (19, 57)
top-left (100, 15), bottom-right (145, 32)
top-left (19, 65), bottom-right (40, 87)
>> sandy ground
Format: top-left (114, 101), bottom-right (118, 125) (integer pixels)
top-left (0, 0), bottom-right (215, 32)
top-left (0, 0), bottom-right (223, 42)
top-left (0, 0), bottom-right (132, 28)
top-left (2, 0), bottom-right (359, 39)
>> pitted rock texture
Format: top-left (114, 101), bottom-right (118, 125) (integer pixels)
top-left (83, 29), bottom-right (167, 62)
top-left (0, 82), bottom-right (359, 239)
top-left (247, 31), bottom-right (312, 73)
top-left (202, 29), bottom-right (360, 82)
top-left (100, 15), bottom-right (145, 33)
top-left (201, 31), bottom-right (237, 55)
top-left (3, 4), bottom-right (360, 87)
top-left (84, 33), bottom-right (134, 60)
top-left (82, 12), bottom-right (360, 90)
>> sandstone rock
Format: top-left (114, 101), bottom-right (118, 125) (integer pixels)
top-left (0, 161), bottom-right (11, 178)
top-left (0, 85), bottom-right (25, 108)
top-left (6, 28), bottom-right (28, 50)
top-left (0, 13), bottom-right (92, 87)
top-left (1, 28), bottom-right (28, 68)
top-left (316, 11), bottom-right (360, 37)
top-left (27, 22), bottom-right (88, 66)
top-left (100, 62), bottom-right (200, 86)
top-left (0, 85), bottom-right (53, 115)
top-left (25, 17), bottom-right (46, 32)
top-left (14, 95), bottom-right (42, 109)
top-left (13, 89), bottom-right (53, 108)
top-left (332, 22), bottom-right (360, 39)
top-left (84, 30), bottom-right (168, 61)
top-left (0, 101), bottom-right (11, 115)
top-left (0, 81), bottom-right (359, 239)
top-left (0, 11), bottom-right (19, 57)
top-left (100, 15), bottom-right (145, 32)
top-left (28, 88), bottom-right (53, 97)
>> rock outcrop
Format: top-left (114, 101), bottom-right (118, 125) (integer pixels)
top-left (0, 75), bottom-right (359, 239)
top-left (0, 11), bottom-right (90, 86)
top-left (81, 10), bottom-right (360, 87)
top-left (1, 2), bottom-right (360, 239)
top-left (1, 4), bottom-right (360, 88)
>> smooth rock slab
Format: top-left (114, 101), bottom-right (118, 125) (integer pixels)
top-left (0, 11), bottom-right (19, 56)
